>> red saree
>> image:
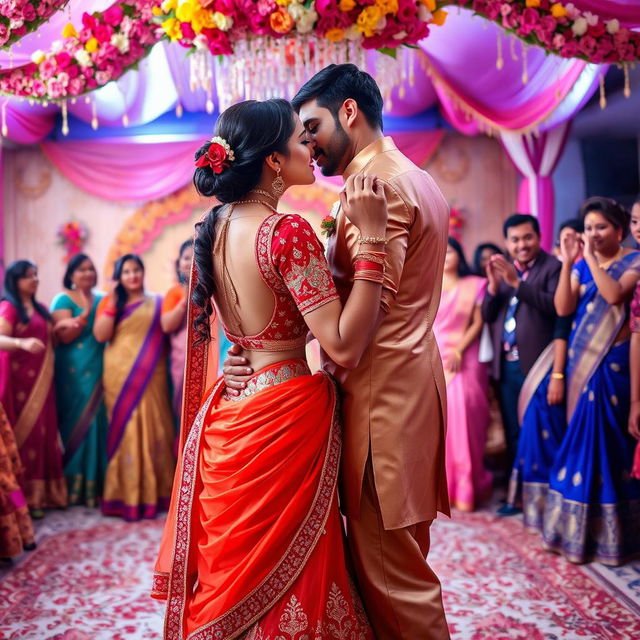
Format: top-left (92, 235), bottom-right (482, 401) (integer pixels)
top-left (153, 211), bottom-right (372, 639)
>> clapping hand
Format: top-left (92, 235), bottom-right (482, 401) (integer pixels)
top-left (489, 254), bottom-right (519, 289)
top-left (560, 232), bottom-right (582, 264)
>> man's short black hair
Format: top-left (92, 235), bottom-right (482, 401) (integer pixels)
top-left (559, 218), bottom-right (584, 235)
top-left (503, 213), bottom-right (540, 238)
top-left (291, 64), bottom-right (384, 131)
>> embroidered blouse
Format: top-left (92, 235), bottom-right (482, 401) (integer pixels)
top-left (219, 213), bottom-right (339, 352)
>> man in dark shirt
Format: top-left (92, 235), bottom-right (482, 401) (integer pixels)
top-left (482, 214), bottom-right (561, 514)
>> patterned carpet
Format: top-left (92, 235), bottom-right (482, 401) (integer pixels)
top-left (1, 507), bottom-right (639, 640)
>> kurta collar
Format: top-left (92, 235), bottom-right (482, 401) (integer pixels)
top-left (343, 136), bottom-right (397, 179)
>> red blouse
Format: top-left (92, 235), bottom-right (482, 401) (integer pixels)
top-left (221, 213), bottom-right (339, 352)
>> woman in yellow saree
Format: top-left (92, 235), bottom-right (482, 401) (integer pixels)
top-left (94, 254), bottom-right (175, 521)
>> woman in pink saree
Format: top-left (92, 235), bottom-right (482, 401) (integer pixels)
top-left (0, 261), bottom-right (67, 515)
top-left (433, 238), bottom-right (492, 511)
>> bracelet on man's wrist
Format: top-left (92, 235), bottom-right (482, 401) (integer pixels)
top-left (551, 372), bottom-right (565, 380)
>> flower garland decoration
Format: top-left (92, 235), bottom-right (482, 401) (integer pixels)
top-left (448, 204), bottom-right (464, 239)
top-left (0, 0), bottom-right (70, 50)
top-left (57, 220), bottom-right (89, 262)
top-left (155, 0), bottom-right (448, 56)
top-left (0, 1), bottom-right (163, 102)
top-left (454, 1), bottom-right (640, 64)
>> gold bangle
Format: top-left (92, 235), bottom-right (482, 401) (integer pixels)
top-left (551, 373), bottom-right (565, 380)
top-left (358, 235), bottom-right (387, 246)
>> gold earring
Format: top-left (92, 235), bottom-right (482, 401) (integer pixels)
top-left (271, 167), bottom-right (285, 198)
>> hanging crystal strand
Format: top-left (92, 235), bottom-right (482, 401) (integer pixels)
top-left (521, 43), bottom-right (528, 84)
top-left (496, 31), bottom-right (504, 70)
top-left (206, 72), bottom-right (214, 114)
top-left (1, 101), bottom-right (8, 137)
top-left (91, 97), bottom-right (99, 130)
top-left (175, 98), bottom-right (183, 118)
top-left (510, 35), bottom-right (518, 61)
top-left (122, 111), bottom-right (129, 127)
top-left (599, 73), bottom-right (607, 109)
top-left (623, 63), bottom-right (631, 98)
top-left (409, 47), bottom-right (416, 87)
top-left (61, 100), bottom-right (69, 136)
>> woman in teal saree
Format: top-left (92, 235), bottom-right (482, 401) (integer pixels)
top-left (51, 255), bottom-right (108, 507)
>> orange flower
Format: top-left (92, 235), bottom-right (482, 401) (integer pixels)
top-left (325, 28), bottom-right (345, 42)
top-left (270, 8), bottom-right (294, 34)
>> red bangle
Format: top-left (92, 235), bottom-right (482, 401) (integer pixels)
top-left (102, 307), bottom-right (117, 318)
top-left (353, 259), bottom-right (384, 273)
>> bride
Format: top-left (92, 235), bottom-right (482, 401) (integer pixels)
top-left (153, 98), bottom-right (388, 639)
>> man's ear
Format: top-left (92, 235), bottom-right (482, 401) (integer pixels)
top-left (342, 98), bottom-right (358, 128)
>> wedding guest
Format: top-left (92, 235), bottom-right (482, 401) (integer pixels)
top-left (629, 282), bottom-right (640, 480)
top-left (473, 242), bottom-right (502, 277)
top-left (93, 254), bottom-right (175, 521)
top-left (433, 238), bottom-right (492, 511)
top-left (0, 261), bottom-right (67, 517)
top-left (631, 197), bottom-right (640, 249)
top-left (51, 254), bottom-right (108, 507)
top-left (547, 197), bottom-right (640, 565)
top-left (160, 239), bottom-right (193, 421)
top-left (482, 214), bottom-right (561, 507)
top-left (0, 402), bottom-right (35, 563)
top-left (554, 218), bottom-right (584, 262)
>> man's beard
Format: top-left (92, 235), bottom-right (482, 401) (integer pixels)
top-left (319, 120), bottom-right (350, 177)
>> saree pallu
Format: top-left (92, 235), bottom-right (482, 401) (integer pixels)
top-left (507, 344), bottom-right (567, 529)
top-left (0, 403), bottom-right (34, 558)
top-left (162, 285), bottom-right (188, 421)
top-left (153, 360), bottom-right (372, 640)
top-left (0, 302), bottom-right (66, 511)
top-left (542, 254), bottom-right (640, 565)
top-left (433, 276), bottom-right (492, 511)
top-left (101, 296), bottom-right (175, 521)
top-left (52, 292), bottom-right (108, 507)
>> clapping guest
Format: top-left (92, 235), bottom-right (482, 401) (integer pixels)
top-left (481, 214), bottom-right (561, 507)
top-left (0, 261), bottom-right (67, 516)
top-left (546, 197), bottom-right (640, 565)
top-left (433, 238), bottom-right (492, 511)
top-left (160, 240), bottom-right (193, 421)
top-left (50, 254), bottom-right (108, 507)
top-left (472, 242), bottom-right (503, 278)
top-left (93, 254), bottom-right (175, 521)
top-left (555, 219), bottom-right (584, 263)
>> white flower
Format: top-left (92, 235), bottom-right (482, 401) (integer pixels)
top-left (294, 8), bottom-right (318, 34)
top-left (564, 3), bottom-right (580, 20)
top-left (376, 16), bottom-right (387, 32)
top-left (417, 6), bottom-right (433, 23)
top-left (393, 30), bottom-right (407, 40)
top-left (571, 17), bottom-right (588, 37)
top-left (213, 11), bottom-right (233, 31)
top-left (9, 19), bottom-right (24, 30)
top-left (583, 11), bottom-right (598, 27)
top-left (287, 3), bottom-right (305, 21)
top-left (606, 19), bottom-right (620, 35)
top-left (345, 25), bottom-right (362, 41)
top-left (51, 39), bottom-right (63, 53)
top-left (74, 49), bottom-right (92, 67)
top-left (110, 33), bottom-right (130, 54)
top-left (31, 49), bottom-right (46, 64)
top-left (193, 34), bottom-right (208, 50)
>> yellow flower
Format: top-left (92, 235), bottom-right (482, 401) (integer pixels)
top-left (162, 17), bottom-right (183, 41)
top-left (275, 0), bottom-right (291, 5)
top-left (325, 27), bottom-right (345, 42)
top-left (161, 0), bottom-right (178, 11)
top-left (152, 6), bottom-right (164, 16)
top-left (376, 0), bottom-right (398, 15)
top-left (418, 0), bottom-right (437, 11)
top-left (31, 50), bottom-right (46, 64)
top-left (550, 3), bottom-right (567, 18)
top-left (356, 6), bottom-right (383, 37)
top-left (525, 0), bottom-right (541, 7)
top-left (431, 8), bottom-right (447, 25)
top-left (270, 8), bottom-right (295, 34)
top-left (62, 23), bottom-right (78, 39)
top-left (175, 2), bottom-right (194, 22)
top-left (339, 0), bottom-right (356, 11)
top-left (85, 37), bottom-right (99, 52)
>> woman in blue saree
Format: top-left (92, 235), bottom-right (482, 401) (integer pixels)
top-left (548, 197), bottom-right (640, 565)
top-left (51, 255), bottom-right (108, 507)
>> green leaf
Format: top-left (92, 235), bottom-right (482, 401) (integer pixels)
top-left (377, 47), bottom-right (398, 59)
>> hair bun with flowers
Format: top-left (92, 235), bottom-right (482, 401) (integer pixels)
top-left (195, 136), bottom-right (236, 174)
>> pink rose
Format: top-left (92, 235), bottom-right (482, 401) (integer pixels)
top-left (180, 21), bottom-right (196, 40)
top-left (202, 28), bottom-right (233, 55)
top-left (103, 5), bottom-right (123, 27)
top-left (94, 23), bottom-right (114, 44)
top-left (66, 64), bottom-right (79, 79)
top-left (56, 51), bottom-right (72, 68)
top-left (560, 40), bottom-right (579, 57)
top-left (78, 27), bottom-right (92, 43)
top-left (578, 35), bottom-right (597, 57)
top-left (396, 0), bottom-right (416, 24)
top-left (518, 8), bottom-right (540, 36)
top-left (56, 71), bottom-right (70, 87)
top-left (22, 4), bottom-right (36, 21)
top-left (315, 0), bottom-right (341, 19)
top-left (32, 78), bottom-right (46, 97)
top-left (40, 57), bottom-right (58, 80)
top-left (500, 3), bottom-right (512, 18)
top-left (46, 78), bottom-right (65, 98)
top-left (256, 0), bottom-right (276, 17)
top-left (82, 11), bottom-right (97, 31)
top-left (552, 33), bottom-right (565, 49)
top-left (95, 69), bottom-right (111, 85)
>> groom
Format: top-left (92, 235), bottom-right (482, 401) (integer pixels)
top-left (224, 64), bottom-right (451, 639)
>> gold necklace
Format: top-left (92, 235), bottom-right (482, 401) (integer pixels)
top-left (234, 199), bottom-right (279, 214)
top-left (598, 247), bottom-right (623, 269)
top-left (250, 188), bottom-right (277, 203)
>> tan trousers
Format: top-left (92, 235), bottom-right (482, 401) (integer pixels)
top-left (346, 464), bottom-right (451, 640)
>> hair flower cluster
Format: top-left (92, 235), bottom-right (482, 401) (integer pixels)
top-left (195, 136), bottom-right (236, 174)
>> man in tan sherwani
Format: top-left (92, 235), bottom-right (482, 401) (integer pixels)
top-left (225, 64), bottom-right (451, 639)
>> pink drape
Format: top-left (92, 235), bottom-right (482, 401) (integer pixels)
top-left (40, 131), bottom-right (444, 202)
top-left (40, 140), bottom-right (197, 202)
top-left (501, 122), bottom-right (571, 250)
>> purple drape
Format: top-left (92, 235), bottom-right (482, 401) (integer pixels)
top-left (571, 1), bottom-right (640, 27)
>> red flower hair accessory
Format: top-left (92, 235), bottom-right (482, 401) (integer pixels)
top-left (195, 136), bottom-right (235, 174)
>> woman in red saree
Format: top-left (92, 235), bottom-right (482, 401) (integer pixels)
top-left (153, 99), bottom-right (387, 639)
top-left (0, 261), bottom-right (67, 516)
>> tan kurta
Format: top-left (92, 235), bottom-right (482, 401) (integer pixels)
top-left (323, 136), bottom-right (450, 529)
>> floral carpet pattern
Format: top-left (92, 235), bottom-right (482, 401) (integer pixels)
top-left (0, 507), bottom-right (639, 639)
